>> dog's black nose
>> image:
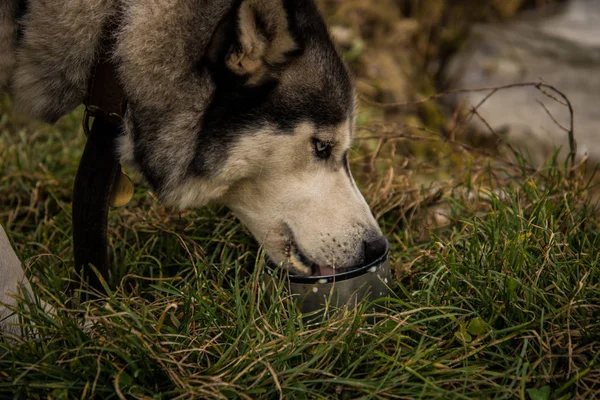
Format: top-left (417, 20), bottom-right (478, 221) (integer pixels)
top-left (363, 234), bottom-right (388, 265)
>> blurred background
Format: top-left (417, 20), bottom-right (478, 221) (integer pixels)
top-left (320, 0), bottom-right (598, 158)
top-left (314, 0), bottom-right (599, 228)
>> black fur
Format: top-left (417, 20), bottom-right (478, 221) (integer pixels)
top-left (15, 0), bottom-right (28, 42)
top-left (343, 151), bottom-right (352, 179)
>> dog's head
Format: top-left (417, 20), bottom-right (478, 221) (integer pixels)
top-left (118, 0), bottom-right (386, 275)
top-left (205, 0), bottom-right (386, 275)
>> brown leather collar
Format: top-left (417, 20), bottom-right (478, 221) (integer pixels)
top-left (85, 55), bottom-right (126, 121)
top-left (72, 16), bottom-right (127, 294)
top-left (84, 13), bottom-right (126, 122)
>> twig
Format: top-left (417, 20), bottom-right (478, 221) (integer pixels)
top-left (471, 107), bottom-right (519, 157)
top-left (361, 81), bottom-right (577, 176)
top-left (357, 125), bottom-right (536, 174)
top-left (535, 100), bottom-right (569, 133)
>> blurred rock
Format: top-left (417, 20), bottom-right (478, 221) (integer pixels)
top-left (447, 0), bottom-right (600, 165)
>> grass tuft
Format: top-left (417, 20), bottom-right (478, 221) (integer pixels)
top-left (1, 89), bottom-right (599, 399)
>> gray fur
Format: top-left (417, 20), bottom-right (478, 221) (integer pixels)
top-left (115, 0), bottom-right (233, 205)
top-left (11, 0), bottom-right (117, 121)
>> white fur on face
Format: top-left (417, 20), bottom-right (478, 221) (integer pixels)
top-left (221, 121), bottom-right (382, 274)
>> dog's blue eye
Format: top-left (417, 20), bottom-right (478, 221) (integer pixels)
top-left (313, 139), bottom-right (333, 159)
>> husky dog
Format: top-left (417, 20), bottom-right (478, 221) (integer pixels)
top-left (0, 0), bottom-right (387, 278)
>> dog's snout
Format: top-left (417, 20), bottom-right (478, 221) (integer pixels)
top-left (362, 235), bottom-right (388, 265)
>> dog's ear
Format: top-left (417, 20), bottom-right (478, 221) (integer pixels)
top-left (223, 0), bottom-right (297, 84)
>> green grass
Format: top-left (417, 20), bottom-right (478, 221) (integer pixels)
top-left (1, 95), bottom-right (599, 399)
